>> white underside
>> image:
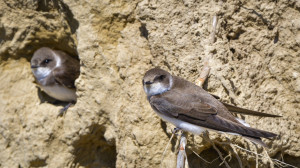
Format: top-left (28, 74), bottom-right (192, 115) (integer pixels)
top-left (158, 112), bottom-right (267, 146)
top-left (156, 111), bottom-right (250, 136)
top-left (236, 118), bottom-right (250, 127)
top-left (41, 85), bottom-right (76, 102)
top-left (156, 112), bottom-right (212, 135)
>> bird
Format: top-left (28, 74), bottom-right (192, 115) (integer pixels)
top-left (142, 68), bottom-right (280, 147)
top-left (31, 47), bottom-right (80, 116)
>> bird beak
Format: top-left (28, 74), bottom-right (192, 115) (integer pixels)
top-left (145, 85), bottom-right (150, 90)
top-left (31, 65), bottom-right (39, 69)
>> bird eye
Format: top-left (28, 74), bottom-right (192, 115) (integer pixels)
top-left (154, 75), bottom-right (166, 81)
top-left (158, 75), bottom-right (166, 80)
top-left (44, 59), bottom-right (51, 63)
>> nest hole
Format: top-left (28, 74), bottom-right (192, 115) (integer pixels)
top-left (72, 124), bottom-right (117, 168)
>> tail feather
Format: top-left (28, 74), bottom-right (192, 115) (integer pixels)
top-left (223, 102), bottom-right (282, 118)
top-left (209, 115), bottom-right (278, 139)
top-left (209, 93), bottom-right (282, 118)
top-left (244, 136), bottom-right (268, 148)
top-left (235, 118), bottom-right (272, 147)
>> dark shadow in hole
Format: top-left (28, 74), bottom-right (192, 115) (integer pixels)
top-left (187, 147), bottom-right (239, 168)
top-left (37, 0), bottom-right (79, 34)
top-left (283, 155), bottom-right (300, 167)
top-left (37, 0), bottom-right (54, 12)
top-left (29, 158), bottom-right (47, 167)
top-left (1, 0), bottom-right (79, 62)
top-left (139, 24), bottom-right (149, 40)
top-left (274, 31), bottom-right (279, 44)
top-left (226, 28), bottom-right (245, 41)
top-left (72, 124), bottom-right (117, 168)
top-left (230, 48), bottom-right (235, 54)
top-left (273, 152), bottom-right (300, 168)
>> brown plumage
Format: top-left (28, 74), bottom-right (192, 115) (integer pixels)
top-left (31, 48), bottom-right (79, 90)
top-left (31, 47), bottom-right (80, 116)
top-left (143, 68), bottom-right (280, 147)
top-left (210, 94), bottom-right (282, 117)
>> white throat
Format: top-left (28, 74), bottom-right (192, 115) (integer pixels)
top-left (144, 76), bottom-right (173, 96)
top-left (32, 67), bottom-right (51, 82)
top-left (32, 52), bottom-right (62, 83)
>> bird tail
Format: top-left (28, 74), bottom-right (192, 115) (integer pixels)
top-left (236, 117), bottom-right (275, 148)
top-left (234, 117), bottom-right (277, 139)
top-left (224, 102), bottom-right (282, 117)
top-left (244, 136), bottom-right (268, 148)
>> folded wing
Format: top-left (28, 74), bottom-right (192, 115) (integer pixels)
top-left (150, 91), bottom-right (277, 139)
top-left (210, 93), bottom-right (282, 117)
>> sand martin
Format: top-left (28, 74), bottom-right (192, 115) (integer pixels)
top-left (143, 68), bottom-right (280, 147)
top-left (31, 47), bottom-right (80, 116)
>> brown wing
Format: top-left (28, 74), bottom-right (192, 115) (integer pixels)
top-left (150, 90), bottom-right (277, 139)
top-left (150, 90), bottom-right (217, 121)
top-left (210, 93), bottom-right (282, 117)
top-left (222, 102), bottom-right (282, 117)
top-left (52, 52), bottom-right (80, 88)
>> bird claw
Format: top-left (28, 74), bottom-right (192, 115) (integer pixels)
top-left (57, 103), bottom-right (72, 117)
top-left (172, 127), bottom-right (181, 135)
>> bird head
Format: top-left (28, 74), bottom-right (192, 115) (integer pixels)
top-left (142, 68), bottom-right (173, 97)
top-left (31, 47), bottom-right (60, 81)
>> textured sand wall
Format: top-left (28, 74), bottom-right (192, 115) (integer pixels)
top-left (0, 0), bottom-right (299, 167)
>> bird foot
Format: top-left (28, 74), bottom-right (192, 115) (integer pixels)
top-left (172, 127), bottom-right (181, 135)
top-left (57, 102), bottom-right (73, 117)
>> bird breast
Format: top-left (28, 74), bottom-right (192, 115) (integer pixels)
top-left (41, 85), bottom-right (77, 102)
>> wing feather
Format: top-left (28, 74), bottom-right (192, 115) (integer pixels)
top-left (150, 90), bottom-right (217, 121)
top-left (210, 93), bottom-right (282, 117)
top-left (150, 90), bottom-right (277, 139)
top-left (52, 51), bottom-right (80, 88)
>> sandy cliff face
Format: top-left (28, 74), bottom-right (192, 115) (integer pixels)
top-left (0, 0), bottom-right (299, 167)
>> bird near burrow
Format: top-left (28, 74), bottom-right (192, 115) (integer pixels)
top-left (31, 47), bottom-right (80, 116)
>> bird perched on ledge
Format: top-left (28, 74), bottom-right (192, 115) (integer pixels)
top-left (142, 68), bottom-right (281, 147)
top-left (31, 47), bottom-right (80, 116)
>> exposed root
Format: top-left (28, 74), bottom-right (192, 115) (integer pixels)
top-left (160, 132), bottom-right (175, 168)
top-left (203, 131), bottom-right (231, 168)
top-left (210, 15), bottom-right (218, 44)
top-left (230, 143), bottom-right (243, 168)
top-left (253, 143), bottom-right (259, 168)
top-left (263, 149), bottom-right (274, 168)
top-left (191, 150), bottom-right (220, 164)
top-left (195, 15), bottom-right (218, 87)
top-left (220, 154), bottom-right (232, 166)
top-left (212, 135), bottom-right (297, 168)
